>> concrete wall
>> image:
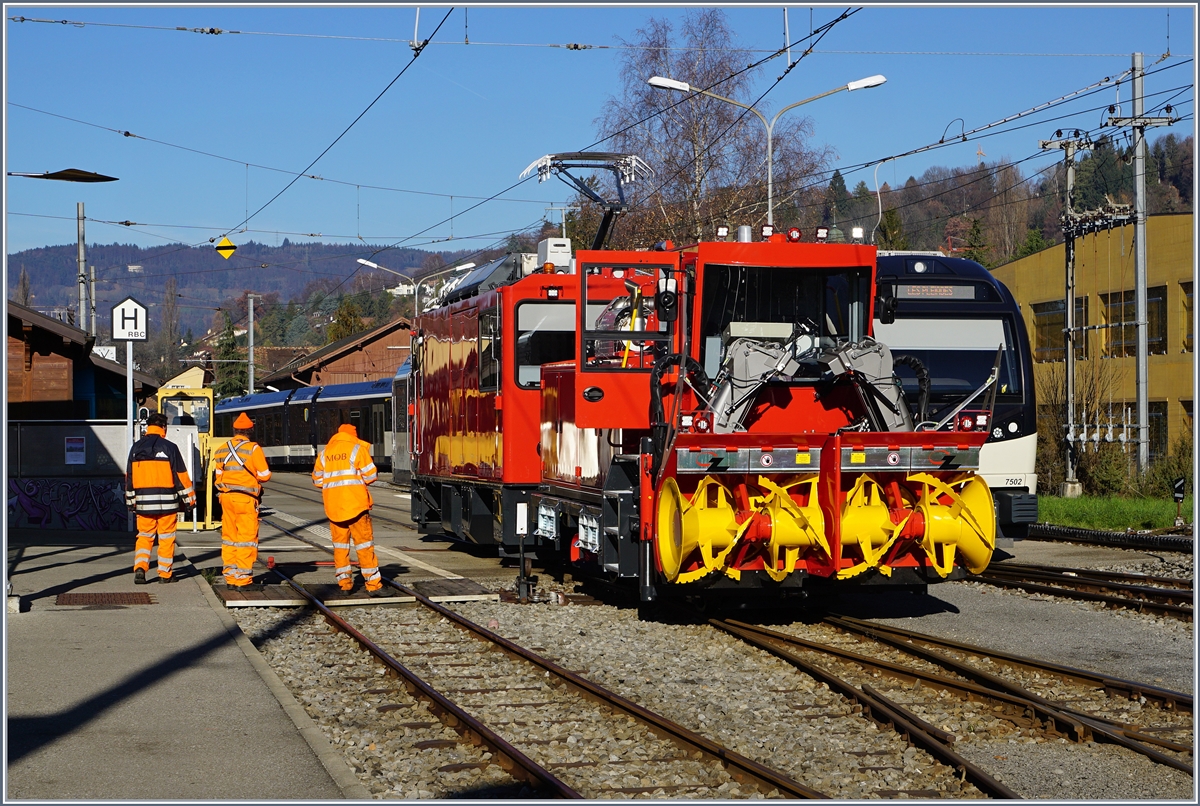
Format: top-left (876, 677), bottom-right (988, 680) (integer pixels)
top-left (7, 421), bottom-right (131, 531)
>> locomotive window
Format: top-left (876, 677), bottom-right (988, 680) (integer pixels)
top-left (516, 302), bottom-right (576, 388)
top-left (479, 307), bottom-right (501, 392)
top-left (700, 265), bottom-right (870, 372)
top-left (579, 263), bottom-right (671, 371)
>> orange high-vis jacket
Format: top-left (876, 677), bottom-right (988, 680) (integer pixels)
top-left (125, 425), bottom-right (196, 513)
top-left (312, 425), bottom-right (377, 522)
top-left (214, 436), bottom-right (272, 498)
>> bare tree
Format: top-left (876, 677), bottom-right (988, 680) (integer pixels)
top-left (592, 9), bottom-right (831, 247)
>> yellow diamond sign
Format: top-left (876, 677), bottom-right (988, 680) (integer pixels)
top-left (215, 236), bottom-right (237, 259)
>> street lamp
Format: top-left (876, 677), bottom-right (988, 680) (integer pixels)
top-left (9, 167), bottom-right (121, 335)
top-left (648, 74), bottom-right (886, 227)
top-left (357, 258), bottom-right (416, 295)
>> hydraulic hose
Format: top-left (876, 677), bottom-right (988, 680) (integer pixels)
top-left (893, 354), bottom-right (930, 424)
top-left (649, 353), bottom-right (711, 479)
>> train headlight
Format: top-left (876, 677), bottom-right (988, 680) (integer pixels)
top-left (760, 224), bottom-right (773, 240)
top-left (716, 224), bottom-right (730, 240)
top-left (851, 226), bottom-right (865, 243)
top-left (815, 226), bottom-right (829, 242)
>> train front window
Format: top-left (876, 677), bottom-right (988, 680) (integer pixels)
top-left (699, 265), bottom-right (870, 376)
top-left (876, 316), bottom-right (1022, 406)
top-left (160, 396), bottom-right (211, 432)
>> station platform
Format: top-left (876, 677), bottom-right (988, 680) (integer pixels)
top-left (5, 527), bottom-right (366, 800)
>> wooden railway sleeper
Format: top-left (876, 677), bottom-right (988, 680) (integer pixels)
top-left (827, 614), bottom-right (1193, 713)
top-left (712, 620), bottom-right (1020, 800)
top-left (382, 577), bottom-right (829, 799)
top-left (727, 619), bottom-right (1089, 742)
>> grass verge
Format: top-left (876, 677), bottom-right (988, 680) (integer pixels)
top-left (1038, 494), bottom-right (1194, 531)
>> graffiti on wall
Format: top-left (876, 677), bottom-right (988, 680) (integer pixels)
top-left (8, 478), bottom-right (129, 531)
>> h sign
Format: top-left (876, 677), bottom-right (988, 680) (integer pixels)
top-left (112, 297), bottom-right (149, 341)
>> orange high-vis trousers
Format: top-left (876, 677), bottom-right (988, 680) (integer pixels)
top-left (219, 492), bottom-right (261, 587)
top-left (329, 511), bottom-right (381, 592)
top-left (135, 512), bottom-right (178, 580)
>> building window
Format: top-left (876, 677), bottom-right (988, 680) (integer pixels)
top-left (1182, 281), bottom-right (1193, 353)
top-left (1101, 286), bottom-right (1167, 357)
top-left (1182, 399), bottom-right (1193, 432)
top-left (1031, 297), bottom-right (1087, 362)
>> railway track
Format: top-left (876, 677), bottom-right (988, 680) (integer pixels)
top-left (714, 616), bottom-right (1191, 778)
top-left (976, 562), bottom-right (1194, 622)
top-left (249, 567), bottom-right (827, 798)
top-left (821, 615), bottom-right (1194, 773)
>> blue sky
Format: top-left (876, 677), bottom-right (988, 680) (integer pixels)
top-left (4, 4), bottom-right (1195, 267)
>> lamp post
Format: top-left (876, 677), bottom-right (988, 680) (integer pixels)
top-left (357, 258), bottom-right (417, 295)
top-left (647, 75), bottom-right (886, 227)
top-left (8, 168), bottom-right (119, 331)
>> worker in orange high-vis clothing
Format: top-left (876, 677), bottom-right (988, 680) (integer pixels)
top-left (312, 421), bottom-right (387, 596)
top-left (125, 412), bottom-right (196, 584)
top-left (214, 412), bottom-right (272, 591)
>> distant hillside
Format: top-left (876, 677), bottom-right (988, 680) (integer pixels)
top-left (7, 239), bottom-right (471, 337)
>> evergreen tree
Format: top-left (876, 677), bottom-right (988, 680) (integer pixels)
top-left (876, 208), bottom-right (909, 250)
top-left (1015, 227), bottom-right (1053, 259)
top-left (326, 298), bottom-right (365, 343)
top-left (962, 218), bottom-right (992, 267)
top-left (213, 312), bottom-right (247, 398)
top-left (16, 266), bottom-right (31, 306)
top-left (824, 170), bottom-right (850, 222)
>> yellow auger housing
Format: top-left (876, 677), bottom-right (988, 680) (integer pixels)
top-left (656, 469), bottom-right (996, 584)
top-left (656, 474), bottom-right (828, 583)
top-left (911, 472), bottom-right (996, 575)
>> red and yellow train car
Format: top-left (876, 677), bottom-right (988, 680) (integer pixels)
top-left (411, 233), bottom-right (996, 603)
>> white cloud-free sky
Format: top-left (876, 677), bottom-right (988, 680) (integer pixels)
top-left (5, 4), bottom-right (1194, 261)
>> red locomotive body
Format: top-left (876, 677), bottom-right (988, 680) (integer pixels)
top-left (411, 236), bottom-right (996, 603)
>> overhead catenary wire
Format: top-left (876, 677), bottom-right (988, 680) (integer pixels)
top-left (8, 13), bottom-right (1168, 59)
top-left (216, 8), bottom-right (456, 239)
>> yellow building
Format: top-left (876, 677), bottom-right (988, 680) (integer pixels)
top-left (992, 212), bottom-right (1194, 463)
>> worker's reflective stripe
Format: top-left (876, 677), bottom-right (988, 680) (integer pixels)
top-left (361, 567), bottom-right (381, 582)
top-left (323, 478), bottom-right (365, 489)
top-left (220, 484), bottom-right (260, 497)
top-left (331, 540), bottom-right (351, 550)
top-left (334, 565), bottom-right (352, 579)
top-left (323, 468), bottom-right (359, 479)
top-left (255, 469), bottom-right (271, 480)
top-left (355, 540), bottom-right (375, 551)
top-left (221, 538), bottom-right (258, 548)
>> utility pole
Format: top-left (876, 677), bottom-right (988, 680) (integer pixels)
top-left (1040, 134), bottom-right (1089, 497)
top-left (1108, 52), bottom-right (1175, 473)
top-left (247, 294), bottom-right (258, 394)
top-left (77, 203), bottom-right (88, 333)
top-left (544, 205), bottom-right (578, 238)
top-left (1042, 132), bottom-right (1135, 495)
top-left (89, 266), bottom-right (97, 339)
